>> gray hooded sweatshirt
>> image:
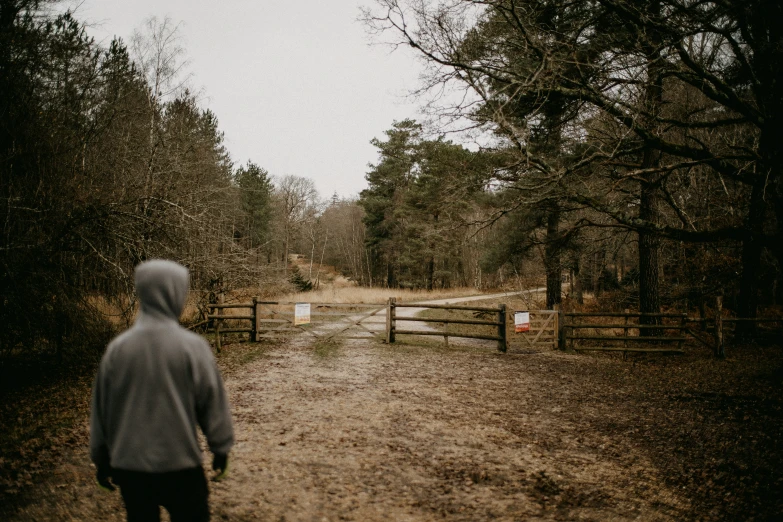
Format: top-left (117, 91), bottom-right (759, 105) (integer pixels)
top-left (90, 260), bottom-right (234, 472)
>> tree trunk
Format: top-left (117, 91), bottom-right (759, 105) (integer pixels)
top-left (638, 22), bottom-right (664, 333)
top-left (386, 261), bottom-right (396, 288)
top-left (774, 168), bottom-right (783, 306)
top-left (545, 208), bottom-right (562, 308)
top-left (639, 178), bottom-right (662, 329)
top-left (283, 225), bottom-right (290, 277)
top-left (309, 241), bottom-right (315, 280)
top-left (569, 268), bottom-right (574, 296)
top-left (365, 248), bottom-right (373, 288)
top-left (736, 177), bottom-right (766, 338)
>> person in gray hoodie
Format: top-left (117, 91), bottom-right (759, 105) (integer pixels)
top-left (90, 260), bottom-right (234, 522)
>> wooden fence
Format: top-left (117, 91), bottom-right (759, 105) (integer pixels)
top-left (559, 311), bottom-right (688, 356)
top-left (386, 298), bottom-right (508, 352)
top-left (509, 310), bottom-right (559, 351)
top-left (557, 300), bottom-right (782, 358)
top-left (685, 297), bottom-right (783, 358)
top-left (207, 300), bottom-right (256, 352)
top-left (201, 297), bottom-right (781, 358)
top-left (206, 300), bottom-right (387, 351)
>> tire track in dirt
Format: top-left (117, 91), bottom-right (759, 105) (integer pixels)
top-left (206, 337), bottom-right (688, 521)
top-left (5, 332), bottom-right (692, 521)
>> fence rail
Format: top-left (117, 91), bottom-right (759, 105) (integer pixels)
top-left (194, 295), bottom-right (781, 359)
top-left (204, 300), bottom-right (389, 351)
top-left (207, 298), bottom-right (258, 352)
top-left (561, 311), bottom-right (688, 355)
top-left (386, 298), bottom-right (507, 352)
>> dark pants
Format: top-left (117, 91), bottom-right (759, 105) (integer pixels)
top-left (112, 467), bottom-right (210, 522)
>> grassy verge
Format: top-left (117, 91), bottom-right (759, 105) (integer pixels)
top-left (311, 338), bottom-right (342, 359)
top-left (0, 354), bottom-right (98, 500)
top-left (207, 334), bottom-right (277, 376)
top-left (279, 286), bottom-right (484, 305)
top-left (0, 333), bottom-right (274, 509)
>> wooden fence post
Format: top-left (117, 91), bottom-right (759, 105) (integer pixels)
top-left (386, 297), bottom-right (396, 344)
top-left (557, 307), bottom-right (567, 351)
top-left (623, 308), bottom-right (630, 359)
top-left (678, 313), bottom-right (686, 352)
top-left (497, 304), bottom-right (507, 352)
top-left (215, 305), bottom-right (222, 354)
top-left (623, 309), bottom-right (630, 347)
top-left (251, 297), bottom-right (258, 343)
top-left (715, 296), bottom-right (725, 359)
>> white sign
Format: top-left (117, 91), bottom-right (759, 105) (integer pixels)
top-left (294, 303), bottom-right (311, 325)
top-left (514, 312), bottom-right (530, 333)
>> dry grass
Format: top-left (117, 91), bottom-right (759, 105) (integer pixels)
top-left (89, 280), bottom-right (489, 324)
top-left (183, 284), bottom-right (488, 332)
top-left (84, 295), bottom-right (135, 328)
top-left (274, 286), bottom-right (484, 305)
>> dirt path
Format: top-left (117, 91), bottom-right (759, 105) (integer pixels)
top-left (8, 336), bottom-right (702, 521)
top-left (409, 288), bottom-right (547, 307)
top-left (209, 339), bottom-right (689, 521)
top-left (6, 320), bottom-right (782, 521)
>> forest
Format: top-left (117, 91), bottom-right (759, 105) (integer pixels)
top-left (2, 0), bottom-right (782, 360)
top-left (1, 1), bottom-right (783, 520)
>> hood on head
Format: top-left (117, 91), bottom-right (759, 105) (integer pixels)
top-left (134, 260), bottom-right (190, 320)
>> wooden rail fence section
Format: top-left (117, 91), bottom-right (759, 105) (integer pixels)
top-left (559, 311), bottom-right (688, 356)
top-left (685, 296), bottom-right (783, 358)
top-left (203, 297), bottom-right (781, 357)
top-left (511, 310), bottom-right (558, 350)
top-left (386, 298), bottom-right (508, 352)
top-left (207, 300), bottom-right (386, 352)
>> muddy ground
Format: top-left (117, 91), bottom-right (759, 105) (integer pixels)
top-left (2, 335), bottom-right (782, 521)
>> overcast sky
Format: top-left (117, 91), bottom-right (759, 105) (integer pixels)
top-left (74, 0), bottom-right (423, 199)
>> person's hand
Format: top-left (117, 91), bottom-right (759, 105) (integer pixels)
top-left (96, 465), bottom-right (116, 492)
top-left (212, 453), bottom-right (229, 481)
top-left (94, 447), bottom-right (115, 492)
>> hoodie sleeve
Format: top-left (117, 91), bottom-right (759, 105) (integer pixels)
top-left (89, 359), bottom-right (109, 465)
top-left (194, 345), bottom-right (234, 455)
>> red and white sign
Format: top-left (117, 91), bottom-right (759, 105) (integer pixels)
top-left (514, 312), bottom-right (530, 333)
top-left (294, 303), bottom-right (311, 325)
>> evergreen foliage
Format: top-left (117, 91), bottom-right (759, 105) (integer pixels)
top-left (288, 265), bottom-right (313, 292)
top-left (359, 120), bottom-right (490, 289)
top-left (235, 162), bottom-right (274, 249)
top-left (0, 4), bottom-right (275, 360)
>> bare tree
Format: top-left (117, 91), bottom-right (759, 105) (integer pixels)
top-left (131, 15), bottom-right (191, 105)
top-left (321, 199), bottom-right (372, 285)
top-left (273, 175), bottom-right (320, 276)
top-left (364, 0), bottom-right (783, 316)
